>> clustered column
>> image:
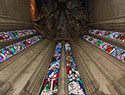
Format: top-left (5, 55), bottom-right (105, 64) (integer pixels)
top-left (39, 42), bottom-right (87, 95)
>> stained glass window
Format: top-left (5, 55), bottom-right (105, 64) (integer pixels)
top-left (88, 29), bottom-right (125, 41)
top-left (83, 35), bottom-right (125, 63)
top-left (0, 35), bottom-right (42, 63)
top-left (40, 43), bottom-right (62, 95)
top-left (65, 43), bottom-right (86, 95)
top-left (0, 29), bottom-right (37, 42)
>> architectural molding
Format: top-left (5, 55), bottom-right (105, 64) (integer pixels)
top-left (0, 15), bottom-right (33, 23)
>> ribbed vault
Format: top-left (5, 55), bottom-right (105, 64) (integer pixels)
top-left (34, 0), bottom-right (90, 38)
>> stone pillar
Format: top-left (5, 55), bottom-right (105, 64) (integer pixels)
top-left (74, 38), bottom-right (125, 94)
top-left (58, 42), bottom-right (68, 95)
top-left (71, 40), bottom-right (103, 95)
top-left (20, 40), bottom-right (55, 95)
top-left (0, 39), bottom-right (51, 95)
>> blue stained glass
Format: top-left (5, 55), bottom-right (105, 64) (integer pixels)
top-left (0, 48), bottom-right (12, 59)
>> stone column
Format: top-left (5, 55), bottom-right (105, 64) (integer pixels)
top-left (58, 42), bottom-right (68, 95)
top-left (0, 39), bottom-right (51, 95)
top-left (74, 38), bottom-right (125, 95)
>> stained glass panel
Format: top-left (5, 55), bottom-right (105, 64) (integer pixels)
top-left (65, 43), bottom-right (86, 95)
top-left (0, 35), bottom-right (42, 63)
top-left (83, 35), bottom-right (125, 63)
top-left (40, 43), bottom-right (62, 95)
top-left (88, 29), bottom-right (125, 41)
top-left (0, 29), bottom-right (37, 42)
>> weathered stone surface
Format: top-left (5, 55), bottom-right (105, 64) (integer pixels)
top-left (0, 0), bottom-right (33, 31)
top-left (58, 42), bottom-right (68, 95)
top-left (89, 0), bottom-right (125, 32)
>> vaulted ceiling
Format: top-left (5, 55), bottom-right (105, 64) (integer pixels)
top-left (34, 0), bottom-right (90, 38)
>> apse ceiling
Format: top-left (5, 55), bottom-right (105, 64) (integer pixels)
top-left (35, 0), bottom-right (90, 38)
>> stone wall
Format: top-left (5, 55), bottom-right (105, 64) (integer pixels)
top-left (0, 0), bottom-right (34, 31)
top-left (89, 0), bottom-right (125, 32)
